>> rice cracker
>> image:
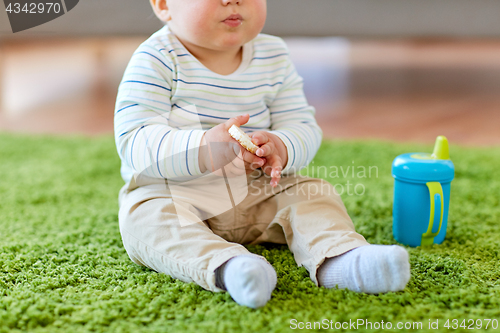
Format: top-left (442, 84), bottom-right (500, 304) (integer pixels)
top-left (228, 124), bottom-right (259, 154)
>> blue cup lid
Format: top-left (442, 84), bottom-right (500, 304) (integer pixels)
top-left (392, 152), bottom-right (455, 182)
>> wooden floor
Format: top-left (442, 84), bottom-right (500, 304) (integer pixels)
top-left (1, 37), bottom-right (499, 147)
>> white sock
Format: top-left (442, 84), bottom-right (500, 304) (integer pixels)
top-left (215, 254), bottom-right (277, 309)
top-left (317, 244), bottom-right (411, 294)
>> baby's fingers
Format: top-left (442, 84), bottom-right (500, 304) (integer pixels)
top-left (269, 158), bottom-right (282, 187)
top-left (251, 132), bottom-right (269, 146)
top-left (224, 114), bottom-right (250, 131)
top-left (255, 141), bottom-right (275, 158)
top-left (242, 150), bottom-right (266, 168)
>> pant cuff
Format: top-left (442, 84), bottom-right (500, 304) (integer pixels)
top-left (206, 249), bottom-right (269, 292)
top-left (305, 240), bottom-right (371, 287)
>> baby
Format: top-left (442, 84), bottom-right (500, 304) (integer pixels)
top-left (114, 0), bottom-right (411, 309)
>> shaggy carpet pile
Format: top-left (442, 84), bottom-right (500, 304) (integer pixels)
top-left (0, 132), bottom-right (499, 333)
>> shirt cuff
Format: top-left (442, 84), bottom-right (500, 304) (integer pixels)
top-left (185, 129), bottom-right (207, 177)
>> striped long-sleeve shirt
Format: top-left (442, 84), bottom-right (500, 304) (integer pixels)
top-left (114, 25), bottom-right (323, 186)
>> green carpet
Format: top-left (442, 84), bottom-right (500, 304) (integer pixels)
top-left (0, 132), bottom-right (499, 333)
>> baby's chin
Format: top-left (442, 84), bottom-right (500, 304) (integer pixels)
top-left (214, 31), bottom-right (256, 49)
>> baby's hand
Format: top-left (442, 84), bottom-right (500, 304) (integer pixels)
top-left (199, 114), bottom-right (267, 177)
top-left (250, 131), bottom-right (288, 187)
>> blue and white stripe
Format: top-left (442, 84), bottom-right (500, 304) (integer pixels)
top-left (114, 25), bottom-right (322, 184)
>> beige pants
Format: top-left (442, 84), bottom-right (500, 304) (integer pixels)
top-left (117, 169), bottom-right (370, 292)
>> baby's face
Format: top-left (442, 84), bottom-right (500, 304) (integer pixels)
top-left (164, 0), bottom-right (267, 51)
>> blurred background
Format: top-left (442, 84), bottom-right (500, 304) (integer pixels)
top-left (1, 0), bottom-right (500, 146)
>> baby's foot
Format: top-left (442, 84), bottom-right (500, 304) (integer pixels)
top-left (215, 254), bottom-right (277, 308)
top-left (317, 244), bottom-right (410, 294)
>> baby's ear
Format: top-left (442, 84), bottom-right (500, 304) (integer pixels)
top-left (150, 0), bottom-right (172, 22)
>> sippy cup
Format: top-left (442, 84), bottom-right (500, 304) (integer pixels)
top-left (391, 136), bottom-right (455, 247)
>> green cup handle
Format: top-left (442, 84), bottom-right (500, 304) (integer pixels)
top-left (421, 182), bottom-right (444, 246)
